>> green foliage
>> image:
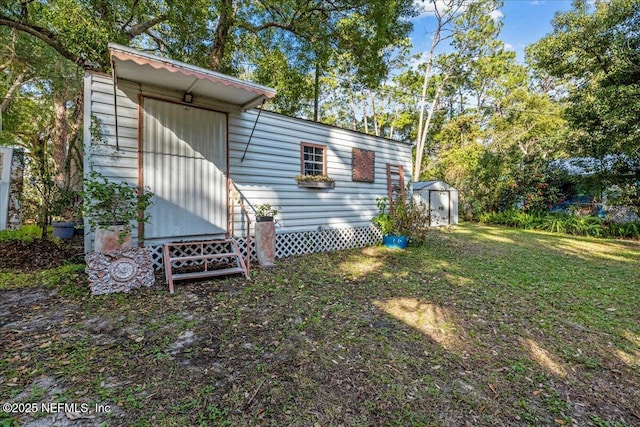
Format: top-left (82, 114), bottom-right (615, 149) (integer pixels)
top-left (527, 0), bottom-right (640, 162)
top-left (589, 415), bottom-right (628, 427)
top-left (607, 222), bottom-right (640, 239)
top-left (1, 27), bottom-right (84, 229)
top-left (392, 197), bottom-right (431, 245)
top-left (197, 404), bottom-right (233, 426)
top-left (25, 141), bottom-right (62, 237)
top-left (0, 225), bottom-right (43, 242)
top-left (81, 171), bottom-right (154, 238)
top-left (0, 413), bottom-right (21, 427)
top-left (527, 0), bottom-right (640, 216)
top-left (372, 196), bottom-right (430, 243)
top-left (294, 174), bottom-right (335, 183)
top-left (479, 210), bottom-right (640, 239)
top-left (254, 203), bottom-right (280, 219)
top-left (0, 264), bottom-right (85, 291)
top-left (507, 162), bottom-right (566, 212)
top-left (372, 197), bottom-right (395, 236)
top-left (479, 210), bottom-right (546, 229)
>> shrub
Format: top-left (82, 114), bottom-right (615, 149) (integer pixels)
top-left (81, 171), bottom-right (154, 239)
top-left (0, 225), bottom-right (43, 242)
top-left (607, 222), bottom-right (640, 238)
top-left (479, 209), bottom-right (636, 239)
top-left (372, 196), bottom-right (431, 245)
top-left (541, 214), bottom-right (568, 234)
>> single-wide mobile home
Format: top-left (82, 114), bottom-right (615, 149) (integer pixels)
top-left (413, 180), bottom-right (458, 226)
top-left (84, 44), bottom-right (413, 270)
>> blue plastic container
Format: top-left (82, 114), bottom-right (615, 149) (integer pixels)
top-left (383, 235), bottom-right (408, 249)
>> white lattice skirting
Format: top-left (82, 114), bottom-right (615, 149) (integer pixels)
top-left (148, 225), bottom-right (382, 271)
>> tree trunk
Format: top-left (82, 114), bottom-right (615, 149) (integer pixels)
top-left (209, 0), bottom-right (236, 71)
top-left (66, 91), bottom-right (84, 190)
top-left (362, 98), bottom-right (369, 134)
top-left (349, 92), bottom-right (358, 131)
top-left (371, 94), bottom-right (380, 136)
top-left (415, 73), bottom-right (451, 181)
top-left (412, 0), bottom-right (463, 181)
top-left (313, 60), bottom-right (320, 122)
top-left (1, 72), bottom-right (25, 113)
top-left (389, 104), bottom-right (400, 140)
top-left (53, 95), bottom-right (67, 185)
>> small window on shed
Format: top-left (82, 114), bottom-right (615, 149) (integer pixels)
top-left (301, 142), bottom-right (327, 176)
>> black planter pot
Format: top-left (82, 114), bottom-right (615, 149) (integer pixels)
top-left (52, 221), bottom-right (75, 239)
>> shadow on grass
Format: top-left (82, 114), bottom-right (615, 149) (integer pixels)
top-left (293, 224), bottom-right (640, 426)
top-left (1, 223), bottom-right (638, 426)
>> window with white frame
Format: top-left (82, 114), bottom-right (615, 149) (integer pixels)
top-left (301, 142), bottom-right (327, 176)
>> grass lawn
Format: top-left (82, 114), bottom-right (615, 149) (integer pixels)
top-left (1, 223), bottom-right (639, 426)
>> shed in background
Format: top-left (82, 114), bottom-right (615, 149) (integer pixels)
top-left (413, 180), bottom-right (458, 226)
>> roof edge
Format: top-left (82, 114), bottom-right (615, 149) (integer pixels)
top-left (108, 43), bottom-right (276, 100)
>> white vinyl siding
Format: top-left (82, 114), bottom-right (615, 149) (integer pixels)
top-left (84, 73), bottom-right (234, 249)
top-left (228, 110), bottom-right (412, 234)
top-left (84, 71), bottom-right (413, 248)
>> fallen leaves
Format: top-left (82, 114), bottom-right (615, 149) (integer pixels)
top-left (488, 383), bottom-right (498, 396)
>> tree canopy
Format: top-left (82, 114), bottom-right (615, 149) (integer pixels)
top-left (0, 0), bottom-right (416, 113)
top-left (527, 0), bottom-right (640, 160)
top-left (1, 0), bottom-right (638, 222)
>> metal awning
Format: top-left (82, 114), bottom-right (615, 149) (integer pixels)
top-left (108, 43), bottom-right (276, 110)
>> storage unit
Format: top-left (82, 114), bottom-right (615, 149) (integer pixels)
top-left (413, 180), bottom-right (458, 226)
top-left (83, 44), bottom-right (413, 268)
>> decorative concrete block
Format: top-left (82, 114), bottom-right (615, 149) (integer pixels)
top-left (86, 247), bottom-right (155, 295)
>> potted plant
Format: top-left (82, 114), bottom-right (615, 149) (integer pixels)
top-left (372, 196), bottom-right (408, 249)
top-left (254, 203), bottom-right (280, 222)
top-left (82, 171), bottom-right (154, 252)
top-left (294, 174), bottom-right (335, 189)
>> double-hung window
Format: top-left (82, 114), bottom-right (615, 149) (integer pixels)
top-left (301, 142), bottom-right (326, 176)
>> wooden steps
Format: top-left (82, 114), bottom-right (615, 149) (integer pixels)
top-left (386, 164), bottom-right (406, 211)
top-left (163, 239), bottom-right (249, 293)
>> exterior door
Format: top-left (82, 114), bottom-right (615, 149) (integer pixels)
top-left (142, 98), bottom-right (227, 241)
top-left (429, 190), bottom-right (450, 226)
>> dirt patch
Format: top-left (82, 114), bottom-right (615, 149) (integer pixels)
top-left (0, 235), bottom-right (84, 271)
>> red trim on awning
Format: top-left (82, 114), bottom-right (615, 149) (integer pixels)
top-left (110, 50), bottom-right (275, 99)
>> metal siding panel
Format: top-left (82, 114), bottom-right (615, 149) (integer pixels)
top-left (143, 99), bottom-right (227, 240)
top-left (85, 74), bottom-right (141, 249)
top-left (228, 109), bottom-right (412, 234)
